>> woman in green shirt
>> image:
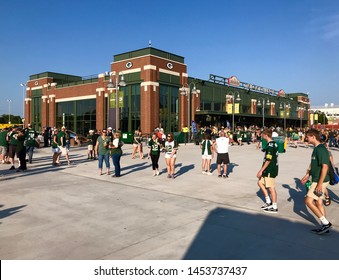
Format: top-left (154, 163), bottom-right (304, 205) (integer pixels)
top-left (95, 130), bottom-right (111, 175)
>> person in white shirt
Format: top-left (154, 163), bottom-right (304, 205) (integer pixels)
top-left (213, 130), bottom-right (230, 178)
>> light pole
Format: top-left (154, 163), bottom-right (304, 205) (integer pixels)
top-left (180, 82), bottom-right (198, 141)
top-left (297, 106), bottom-right (306, 128)
top-left (107, 72), bottom-right (126, 131)
top-left (20, 83), bottom-right (26, 126)
top-left (7, 99), bottom-right (12, 124)
top-left (226, 91), bottom-right (241, 132)
top-left (279, 102), bottom-right (290, 131)
top-left (257, 97), bottom-right (270, 128)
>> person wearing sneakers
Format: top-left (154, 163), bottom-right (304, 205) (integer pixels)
top-left (200, 133), bottom-right (214, 175)
top-left (257, 128), bottom-right (279, 214)
top-left (300, 129), bottom-right (332, 234)
top-left (212, 130), bottom-right (230, 178)
top-left (148, 132), bottom-right (161, 176)
top-left (51, 128), bottom-right (61, 166)
top-left (163, 134), bottom-right (177, 178)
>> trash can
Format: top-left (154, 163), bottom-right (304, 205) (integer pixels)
top-left (174, 132), bottom-right (184, 144)
top-left (273, 136), bottom-right (286, 153)
top-left (121, 132), bottom-right (134, 144)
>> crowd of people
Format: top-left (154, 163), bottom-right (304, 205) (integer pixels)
top-left (1, 123), bottom-right (338, 235)
top-left (0, 125), bottom-right (74, 171)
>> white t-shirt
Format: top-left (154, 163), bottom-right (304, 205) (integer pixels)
top-left (215, 137), bottom-right (229, 153)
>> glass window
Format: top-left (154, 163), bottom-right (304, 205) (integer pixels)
top-left (56, 99), bottom-right (96, 135)
top-left (159, 85), bottom-right (179, 132)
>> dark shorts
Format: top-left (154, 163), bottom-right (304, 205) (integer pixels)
top-left (217, 153), bottom-right (230, 165)
top-left (8, 144), bottom-right (17, 158)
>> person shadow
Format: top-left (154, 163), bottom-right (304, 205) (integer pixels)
top-left (282, 178), bottom-right (318, 225)
top-left (210, 162), bottom-right (239, 176)
top-left (327, 187), bottom-right (339, 205)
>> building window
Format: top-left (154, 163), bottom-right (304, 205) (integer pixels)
top-left (56, 99), bottom-right (96, 135)
top-left (120, 84), bottom-right (140, 132)
top-left (31, 96), bottom-right (42, 131)
top-left (159, 85), bottom-right (179, 132)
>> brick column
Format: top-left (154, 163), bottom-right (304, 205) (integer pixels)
top-left (96, 88), bottom-right (105, 131)
top-left (140, 82), bottom-right (159, 134)
top-left (25, 98), bottom-right (32, 125)
top-left (41, 96), bottom-right (48, 127)
top-left (49, 95), bottom-right (56, 127)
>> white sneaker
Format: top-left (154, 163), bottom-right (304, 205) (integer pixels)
top-left (202, 171), bottom-right (207, 174)
top-left (206, 172), bottom-right (213, 176)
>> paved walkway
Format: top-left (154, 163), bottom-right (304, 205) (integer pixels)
top-left (1, 142), bottom-right (339, 259)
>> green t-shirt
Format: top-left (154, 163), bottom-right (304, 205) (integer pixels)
top-left (236, 130), bottom-right (244, 138)
top-left (87, 134), bottom-right (94, 145)
top-left (97, 136), bottom-right (110, 156)
top-left (25, 128), bottom-right (37, 147)
top-left (0, 131), bottom-right (8, 147)
top-left (8, 131), bottom-right (18, 145)
top-left (310, 144), bottom-right (330, 183)
top-left (148, 138), bottom-right (161, 156)
top-left (110, 138), bottom-right (123, 155)
top-left (51, 133), bottom-right (58, 148)
top-left (57, 131), bottom-right (66, 147)
top-left (262, 140), bottom-right (279, 178)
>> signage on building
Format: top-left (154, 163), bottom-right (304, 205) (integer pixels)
top-left (228, 76), bottom-right (240, 86)
top-left (278, 89), bottom-right (285, 97)
top-left (110, 91), bottom-right (124, 108)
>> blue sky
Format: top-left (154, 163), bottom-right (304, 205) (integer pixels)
top-left (1, 0), bottom-right (339, 117)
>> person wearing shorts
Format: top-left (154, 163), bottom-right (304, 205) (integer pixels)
top-left (87, 130), bottom-right (94, 159)
top-left (257, 128), bottom-right (279, 214)
top-left (7, 127), bottom-right (18, 170)
top-left (200, 133), bottom-right (214, 175)
top-left (0, 128), bottom-right (9, 164)
top-left (164, 134), bottom-right (177, 179)
top-left (301, 128), bottom-right (332, 234)
top-left (213, 130), bottom-right (230, 178)
top-left (51, 129), bottom-right (61, 166)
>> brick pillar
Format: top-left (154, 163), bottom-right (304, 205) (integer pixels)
top-left (140, 82), bottom-right (159, 134)
top-left (41, 96), bottom-right (48, 127)
top-left (25, 98), bottom-right (32, 125)
top-left (49, 95), bottom-right (56, 127)
top-left (96, 88), bottom-right (105, 131)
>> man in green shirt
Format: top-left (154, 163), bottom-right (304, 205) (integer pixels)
top-left (8, 127), bottom-right (18, 170)
top-left (257, 128), bottom-right (279, 214)
top-left (301, 129), bottom-right (332, 234)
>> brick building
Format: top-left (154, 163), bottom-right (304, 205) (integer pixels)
top-left (25, 47), bottom-right (310, 135)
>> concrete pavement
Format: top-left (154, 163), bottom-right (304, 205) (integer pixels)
top-left (1, 142), bottom-right (339, 259)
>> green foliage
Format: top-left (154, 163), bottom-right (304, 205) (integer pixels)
top-left (0, 114), bottom-right (23, 124)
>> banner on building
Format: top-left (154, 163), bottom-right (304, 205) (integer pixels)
top-left (234, 103), bottom-right (240, 114)
top-left (110, 91), bottom-right (124, 108)
top-left (227, 103), bottom-right (240, 114)
top-left (227, 104), bottom-right (233, 114)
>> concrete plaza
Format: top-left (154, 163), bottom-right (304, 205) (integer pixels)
top-left (0, 141), bottom-right (339, 260)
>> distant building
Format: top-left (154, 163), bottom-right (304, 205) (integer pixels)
top-left (311, 104), bottom-right (339, 125)
top-left (24, 47), bottom-right (310, 135)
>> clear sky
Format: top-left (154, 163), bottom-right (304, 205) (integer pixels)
top-left (1, 0), bottom-right (339, 117)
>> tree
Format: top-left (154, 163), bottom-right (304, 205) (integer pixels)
top-left (0, 114), bottom-right (23, 124)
